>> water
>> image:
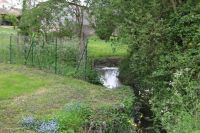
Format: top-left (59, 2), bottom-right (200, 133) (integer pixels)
top-left (96, 67), bottom-right (121, 89)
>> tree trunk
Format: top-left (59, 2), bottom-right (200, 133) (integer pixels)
top-left (170, 0), bottom-right (177, 13)
top-left (178, 0), bottom-right (182, 4)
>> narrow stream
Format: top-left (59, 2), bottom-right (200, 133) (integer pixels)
top-left (96, 66), bottom-right (121, 89)
top-left (96, 65), bottom-right (159, 132)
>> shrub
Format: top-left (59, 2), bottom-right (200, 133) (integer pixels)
top-left (87, 98), bottom-right (134, 133)
top-left (4, 14), bottom-right (18, 28)
top-left (118, 1), bottom-right (200, 132)
top-left (56, 102), bottom-right (92, 132)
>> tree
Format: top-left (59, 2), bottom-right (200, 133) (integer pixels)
top-left (19, 0), bottom-right (91, 56)
top-left (4, 14), bottom-right (18, 29)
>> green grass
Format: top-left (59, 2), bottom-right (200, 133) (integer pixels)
top-left (88, 36), bottom-right (128, 59)
top-left (0, 73), bottom-right (46, 100)
top-left (0, 26), bottom-right (17, 34)
top-left (0, 27), bottom-right (16, 54)
top-left (0, 64), bottom-right (133, 132)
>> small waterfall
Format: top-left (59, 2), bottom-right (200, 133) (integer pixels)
top-left (96, 67), bottom-right (121, 89)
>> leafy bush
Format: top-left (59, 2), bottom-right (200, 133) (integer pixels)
top-left (4, 14), bottom-right (18, 28)
top-left (85, 68), bottom-right (101, 84)
top-left (56, 102), bottom-right (92, 132)
top-left (152, 68), bottom-right (200, 132)
top-left (22, 99), bottom-right (135, 133)
top-left (91, 1), bottom-right (117, 40)
top-left (114, 1), bottom-right (200, 132)
top-left (87, 98), bottom-right (134, 133)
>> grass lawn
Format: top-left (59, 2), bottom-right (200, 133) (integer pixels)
top-left (0, 26), bottom-right (18, 34)
top-left (0, 73), bottom-right (46, 100)
top-left (88, 36), bottom-right (128, 59)
top-left (0, 64), bottom-right (133, 132)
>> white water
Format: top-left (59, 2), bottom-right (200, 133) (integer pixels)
top-left (96, 67), bottom-right (121, 89)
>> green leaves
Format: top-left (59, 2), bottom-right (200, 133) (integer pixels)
top-left (4, 14), bottom-right (18, 27)
top-left (19, 0), bottom-right (75, 36)
top-left (103, 0), bottom-right (200, 131)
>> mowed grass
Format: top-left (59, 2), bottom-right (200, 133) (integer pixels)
top-left (0, 73), bottom-right (46, 100)
top-left (0, 64), bottom-right (133, 132)
top-left (88, 36), bottom-right (128, 59)
top-left (0, 26), bottom-right (17, 34)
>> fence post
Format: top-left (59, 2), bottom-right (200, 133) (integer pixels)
top-left (23, 36), bottom-right (26, 64)
top-left (31, 36), bottom-right (34, 66)
top-left (17, 33), bottom-right (19, 46)
top-left (9, 34), bottom-right (12, 64)
top-left (84, 38), bottom-right (88, 80)
top-left (55, 37), bottom-right (58, 74)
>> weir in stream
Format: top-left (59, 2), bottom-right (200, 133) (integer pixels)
top-left (96, 66), bottom-right (121, 89)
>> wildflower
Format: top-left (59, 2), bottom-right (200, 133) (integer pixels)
top-left (38, 120), bottom-right (58, 133)
top-left (21, 116), bottom-right (39, 129)
top-left (184, 68), bottom-right (190, 72)
top-left (174, 70), bottom-right (183, 78)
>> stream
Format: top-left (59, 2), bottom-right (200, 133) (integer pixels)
top-left (95, 65), bottom-right (160, 133)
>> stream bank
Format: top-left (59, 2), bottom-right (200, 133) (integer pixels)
top-left (93, 57), bottom-right (162, 132)
top-left (93, 57), bottom-right (123, 67)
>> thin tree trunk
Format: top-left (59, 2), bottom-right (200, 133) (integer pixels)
top-left (79, 8), bottom-right (85, 56)
top-left (170, 0), bottom-right (177, 13)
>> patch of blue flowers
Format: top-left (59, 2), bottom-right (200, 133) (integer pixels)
top-left (38, 120), bottom-right (58, 133)
top-left (21, 116), bottom-right (39, 129)
top-left (22, 117), bottom-right (59, 133)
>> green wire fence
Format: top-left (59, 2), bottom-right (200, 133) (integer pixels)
top-left (0, 34), bottom-right (88, 77)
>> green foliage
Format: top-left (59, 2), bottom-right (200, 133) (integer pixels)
top-left (4, 14), bottom-right (18, 28)
top-left (25, 98), bottom-right (134, 133)
top-left (152, 68), bottom-right (200, 132)
top-left (92, 0), bottom-right (200, 131)
top-left (87, 98), bottom-right (134, 133)
top-left (56, 102), bottom-right (92, 132)
top-left (121, 1), bottom-right (200, 131)
top-left (150, 5), bottom-right (200, 131)
top-left (90, 0), bottom-right (119, 40)
top-left (119, 58), bottom-right (134, 85)
top-left (19, 0), bottom-right (74, 36)
top-left (85, 67), bottom-right (101, 84)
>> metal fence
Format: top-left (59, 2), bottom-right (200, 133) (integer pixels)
top-left (0, 34), bottom-right (88, 77)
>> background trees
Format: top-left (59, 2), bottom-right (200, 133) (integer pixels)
top-left (19, 0), bottom-right (91, 52)
top-left (4, 14), bottom-right (18, 28)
